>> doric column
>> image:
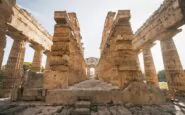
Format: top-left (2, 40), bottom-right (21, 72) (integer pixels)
top-left (0, 12), bottom-right (7, 70)
top-left (143, 44), bottom-right (158, 86)
top-left (45, 51), bottom-right (51, 70)
top-left (87, 67), bottom-right (91, 79)
top-left (160, 29), bottom-right (185, 94)
top-left (0, 33), bottom-right (6, 70)
top-left (3, 38), bottom-right (26, 89)
top-left (30, 45), bottom-right (44, 72)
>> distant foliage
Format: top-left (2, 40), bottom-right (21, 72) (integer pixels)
top-left (23, 62), bottom-right (32, 72)
top-left (157, 70), bottom-right (167, 82)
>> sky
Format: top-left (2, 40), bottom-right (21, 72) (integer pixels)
top-left (3, 0), bottom-right (185, 72)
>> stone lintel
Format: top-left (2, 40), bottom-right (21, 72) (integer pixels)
top-left (30, 43), bottom-right (44, 51)
top-left (158, 29), bottom-right (182, 41)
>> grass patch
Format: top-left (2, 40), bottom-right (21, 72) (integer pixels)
top-left (159, 82), bottom-right (168, 90)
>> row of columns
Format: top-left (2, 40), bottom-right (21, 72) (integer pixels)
top-left (142, 29), bottom-right (185, 95)
top-left (0, 35), bottom-right (47, 89)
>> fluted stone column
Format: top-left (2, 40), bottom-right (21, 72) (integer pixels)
top-left (3, 39), bottom-right (26, 89)
top-left (31, 45), bottom-right (43, 72)
top-left (45, 51), bottom-right (51, 70)
top-left (160, 30), bottom-right (185, 94)
top-left (87, 67), bottom-right (91, 79)
top-left (0, 12), bottom-right (7, 70)
top-left (0, 34), bottom-right (6, 70)
top-left (143, 45), bottom-right (158, 86)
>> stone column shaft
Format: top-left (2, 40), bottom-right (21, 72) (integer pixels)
top-left (3, 39), bottom-right (26, 89)
top-left (87, 67), bottom-right (91, 79)
top-left (31, 45), bottom-right (43, 72)
top-left (160, 37), bottom-right (185, 93)
top-left (143, 46), bottom-right (158, 86)
top-left (0, 13), bottom-right (7, 70)
top-left (0, 34), bottom-right (6, 69)
top-left (45, 51), bottom-right (51, 70)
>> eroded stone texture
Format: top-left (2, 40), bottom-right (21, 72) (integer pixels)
top-left (143, 44), bottom-right (159, 86)
top-left (44, 11), bottom-right (86, 89)
top-left (9, 5), bottom-right (52, 51)
top-left (0, 0), bottom-right (15, 69)
top-left (45, 51), bottom-right (51, 71)
top-left (0, 34), bottom-right (6, 69)
top-left (133, 0), bottom-right (185, 51)
top-left (30, 45), bottom-right (44, 72)
top-left (160, 30), bottom-right (185, 95)
top-left (3, 38), bottom-right (26, 89)
top-left (97, 10), bottom-right (142, 88)
top-left (133, 0), bottom-right (185, 96)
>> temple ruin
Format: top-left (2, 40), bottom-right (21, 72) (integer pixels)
top-left (44, 11), bottom-right (87, 89)
top-left (1, 0), bottom-right (185, 114)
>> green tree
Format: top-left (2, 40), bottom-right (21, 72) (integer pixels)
top-left (157, 70), bottom-right (167, 82)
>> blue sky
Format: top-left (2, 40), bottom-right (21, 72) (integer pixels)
top-left (3, 0), bottom-right (185, 72)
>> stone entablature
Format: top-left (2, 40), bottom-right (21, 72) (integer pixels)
top-left (85, 57), bottom-right (99, 68)
top-left (100, 12), bottom-right (116, 54)
top-left (133, 0), bottom-right (185, 52)
top-left (8, 5), bottom-right (52, 51)
top-left (133, 0), bottom-right (185, 95)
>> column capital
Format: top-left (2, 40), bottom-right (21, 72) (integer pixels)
top-left (30, 43), bottom-right (44, 51)
top-left (158, 29), bottom-right (182, 41)
top-left (143, 42), bottom-right (156, 50)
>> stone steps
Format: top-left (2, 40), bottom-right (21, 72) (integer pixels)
top-left (76, 101), bottom-right (91, 108)
top-left (72, 108), bottom-right (90, 115)
top-left (72, 98), bottom-right (91, 115)
top-left (0, 104), bottom-right (28, 115)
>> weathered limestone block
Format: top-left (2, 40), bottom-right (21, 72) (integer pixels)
top-left (44, 11), bottom-right (86, 89)
top-left (50, 55), bottom-right (69, 66)
top-left (97, 10), bottom-right (143, 88)
top-left (143, 45), bottom-right (159, 86)
top-left (22, 88), bottom-right (45, 101)
top-left (51, 42), bottom-right (69, 51)
top-left (45, 84), bottom-right (165, 105)
top-left (160, 31), bottom-right (185, 94)
top-left (122, 82), bottom-right (165, 105)
top-left (44, 70), bottom-right (68, 89)
top-left (26, 71), bottom-right (43, 88)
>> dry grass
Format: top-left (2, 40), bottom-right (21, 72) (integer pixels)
top-left (159, 82), bottom-right (169, 90)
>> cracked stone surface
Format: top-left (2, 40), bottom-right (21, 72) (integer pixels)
top-left (0, 99), bottom-right (185, 115)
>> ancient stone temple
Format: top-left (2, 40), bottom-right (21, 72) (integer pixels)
top-left (133, 0), bottom-right (185, 95)
top-left (97, 10), bottom-right (143, 88)
top-left (2, 0), bottom-right (185, 114)
top-left (85, 57), bottom-right (99, 79)
top-left (44, 11), bottom-right (87, 89)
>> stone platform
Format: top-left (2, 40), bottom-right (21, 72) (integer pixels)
top-left (45, 80), bottom-right (165, 105)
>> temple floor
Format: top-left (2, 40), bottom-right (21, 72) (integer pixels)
top-left (0, 80), bottom-right (184, 115)
top-left (67, 79), bottom-right (119, 90)
top-left (0, 98), bottom-right (185, 115)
